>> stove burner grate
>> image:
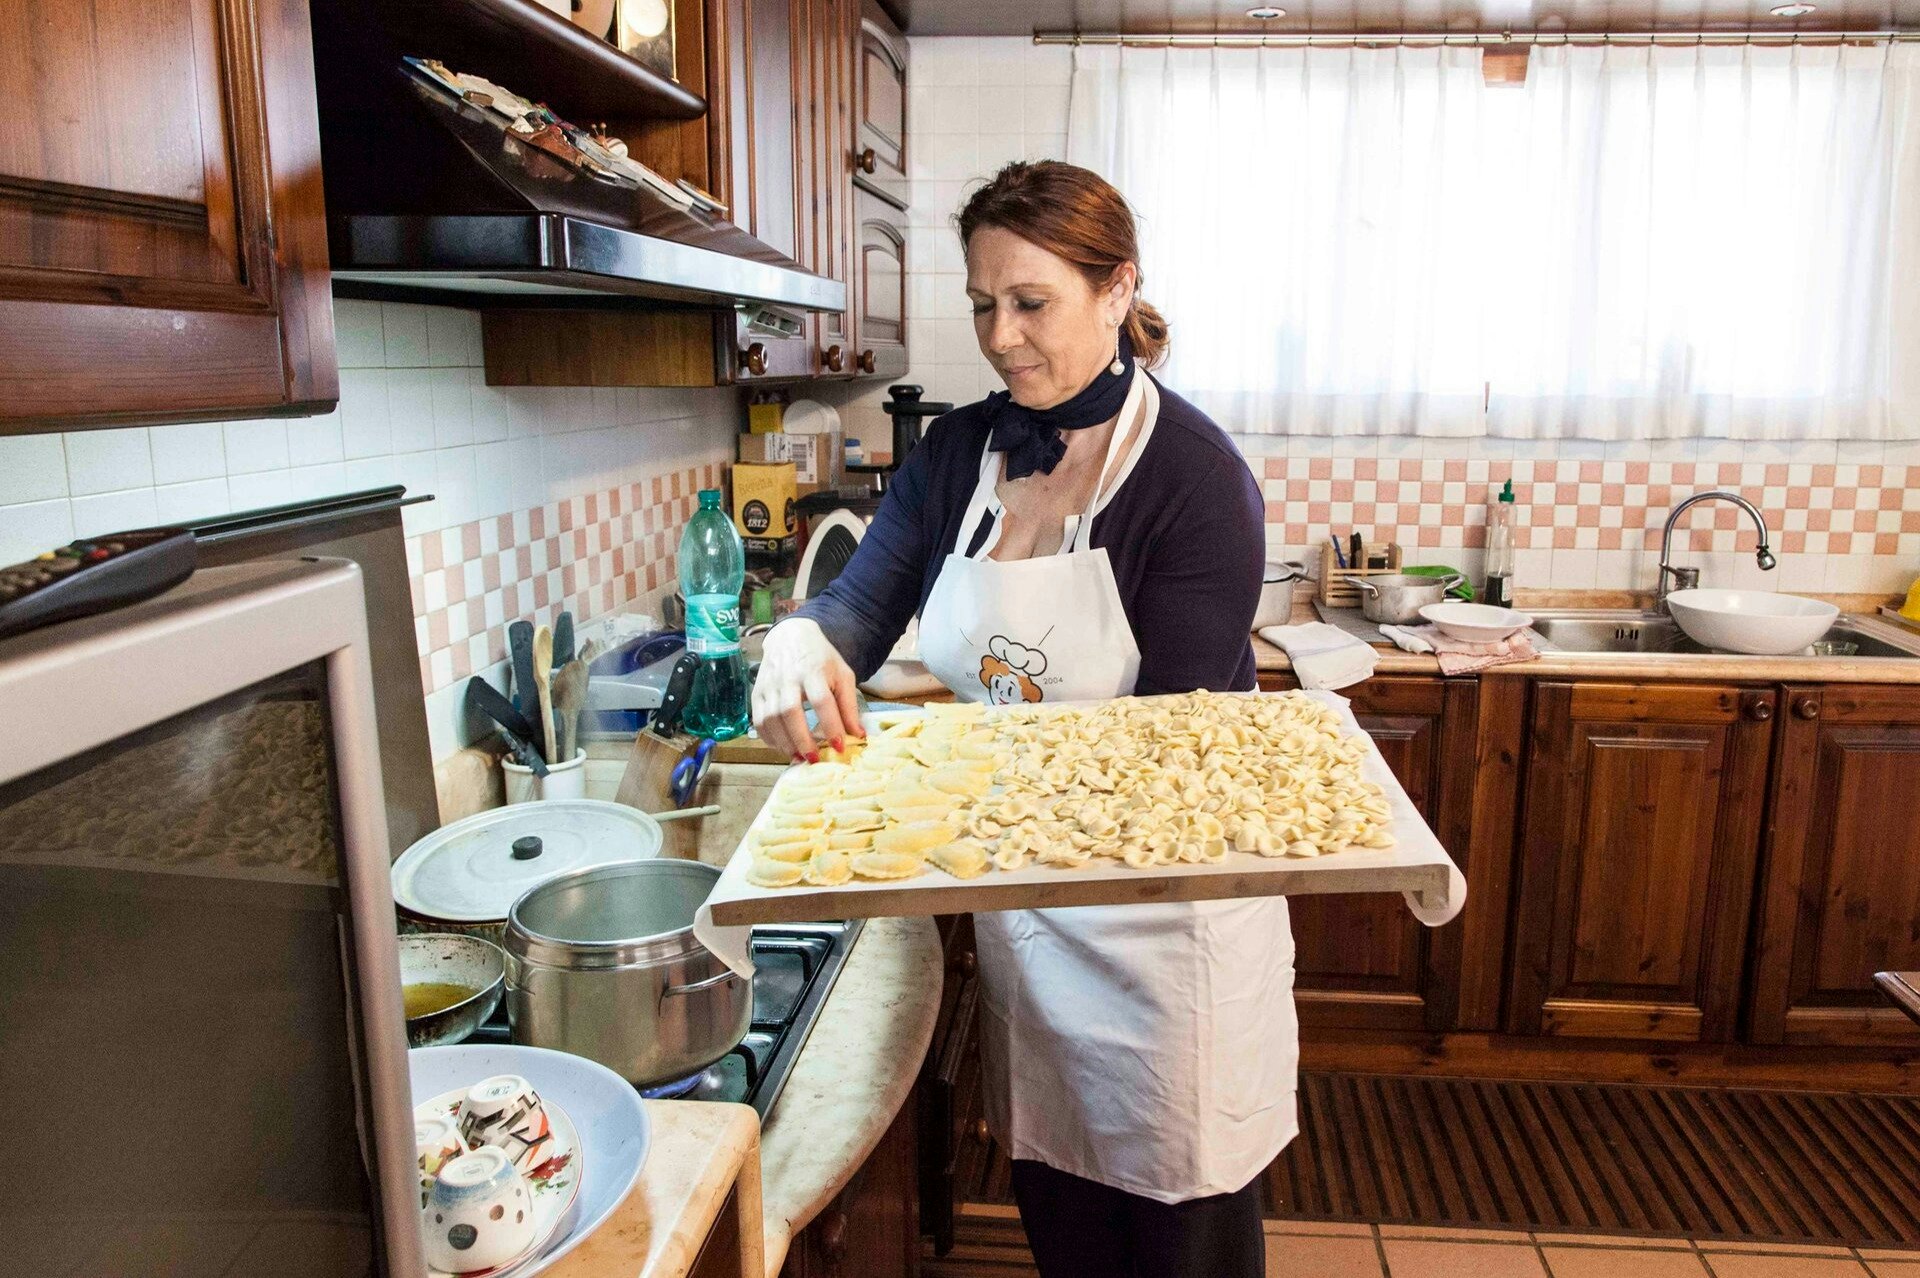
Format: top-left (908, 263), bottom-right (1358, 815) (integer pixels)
top-left (640, 1072), bottom-right (705, 1099)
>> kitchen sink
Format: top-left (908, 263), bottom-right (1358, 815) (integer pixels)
top-left (1527, 611), bottom-right (1920, 659)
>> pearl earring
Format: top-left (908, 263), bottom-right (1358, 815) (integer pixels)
top-left (1108, 325), bottom-right (1125, 376)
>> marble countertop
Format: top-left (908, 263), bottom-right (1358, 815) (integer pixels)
top-left (755, 914), bottom-right (944, 1276)
top-left (1252, 592), bottom-right (1920, 684)
top-left (543, 1100), bottom-right (763, 1278)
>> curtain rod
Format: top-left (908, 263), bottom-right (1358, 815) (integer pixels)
top-left (1032, 29), bottom-right (1920, 48)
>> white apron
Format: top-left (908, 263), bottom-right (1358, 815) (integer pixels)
top-left (918, 375), bottom-right (1300, 1204)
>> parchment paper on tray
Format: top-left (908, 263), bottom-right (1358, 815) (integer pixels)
top-left (693, 689), bottom-right (1465, 977)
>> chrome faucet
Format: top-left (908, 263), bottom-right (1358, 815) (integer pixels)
top-left (1656, 490), bottom-right (1777, 611)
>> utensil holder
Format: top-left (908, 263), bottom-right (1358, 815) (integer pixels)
top-left (503, 749), bottom-right (587, 804)
top-left (1317, 540), bottom-right (1404, 608)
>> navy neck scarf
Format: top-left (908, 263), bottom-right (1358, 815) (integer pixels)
top-left (984, 332), bottom-right (1135, 480)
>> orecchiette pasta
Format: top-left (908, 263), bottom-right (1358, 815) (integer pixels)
top-left (741, 690), bottom-right (1398, 887)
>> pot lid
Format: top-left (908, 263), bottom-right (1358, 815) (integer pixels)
top-left (393, 800), bottom-right (663, 924)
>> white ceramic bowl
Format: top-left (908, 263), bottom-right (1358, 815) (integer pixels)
top-left (1663, 588), bottom-right (1839, 655)
top-left (1418, 602), bottom-right (1533, 644)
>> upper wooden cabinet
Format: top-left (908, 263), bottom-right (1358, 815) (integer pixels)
top-left (0, 0), bottom-right (336, 431)
top-left (1749, 684), bottom-right (1920, 1046)
top-left (853, 0), bottom-right (908, 208)
top-left (1508, 681), bottom-right (1774, 1044)
top-left (803, 0), bottom-right (856, 378)
top-left (853, 189), bottom-right (908, 380)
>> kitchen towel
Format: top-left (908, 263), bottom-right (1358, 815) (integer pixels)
top-left (1380, 623), bottom-right (1540, 675)
top-left (1259, 622), bottom-right (1378, 690)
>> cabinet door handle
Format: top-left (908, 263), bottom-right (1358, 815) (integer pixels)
top-left (1793, 696), bottom-right (1821, 720)
top-left (739, 342), bottom-right (768, 376)
top-left (822, 344), bottom-right (845, 372)
top-left (856, 146), bottom-right (877, 174)
top-left (951, 949), bottom-right (977, 977)
top-left (820, 1210), bottom-right (849, 1258)
top-left (971, 1118), bottom-right (990, 1144)
top-left (1746, 697), bottom-right (1774, 722)
top-left (857, 348), bottom-right (877, 374)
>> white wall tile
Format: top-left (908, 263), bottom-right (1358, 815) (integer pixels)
top-left (389, 368), bottom-right (438, 453)
top-left (340, 367), bottom-right (392, 459)
top-left (153, 478), bottom-right (230, 525)
top-left (912, 37), bottom-right (979, 88)
top-left (334, 300), bottom-right (388, 368)
top-left (474, 441), bottom-right (512, 520)
top-left (1023, 83), bottom-right (1071, 134)
top-left (435, 447), bottom-right (478, 527)
top-left (0, 498), bottom-right (74, 564)
top-left (71, 487), bottom-right (158, 538)
top-left (428, 308), bottom-right (483, 367)
top-left (287, 412), bottom-right (345, 467)
top-left (0, 434), bottom-right (69, 504)
top-left (471, 370), bottom-right (510, 442)
top-left (64, 427), bottom-right (153, 495)
top-left (227, 470), bottom-right (294, 511)
top-left (431, 367), bottom-right (474, 446)
top-left (149, 422), bottom-right (227, 484)
top-left (223, 419), bottom-right (289, 474)
top-left (382, 303), bottom-right (431, 367)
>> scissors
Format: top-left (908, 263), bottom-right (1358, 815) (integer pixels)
top-left (670, 736), bottom-right (716, 807)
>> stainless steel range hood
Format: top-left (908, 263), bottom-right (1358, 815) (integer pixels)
top-left (312, 5), bottom-right (844, 313)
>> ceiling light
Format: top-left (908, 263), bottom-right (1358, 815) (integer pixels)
top-left (1246, 6), bottom-right (1287, 17)
top-left (1769, 2), bottom-right (1817, 14)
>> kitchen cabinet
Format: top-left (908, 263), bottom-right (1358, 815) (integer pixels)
top-left (847, 1), bottom-right (909, 380)
top-left (1507, 682), bottom-right (1774, 1043)
top-left (918, 915), bottom-right (983, 1258)
top-left (1748, 684), bottom-right (1920, 1046)
top-left (1, 0), bottom-right (337, 431)
top-left (1283, 676), bottom-right (1478, 1032)
top-left (803, 0), bottom-right (856, 378)
top-left (853, 190), bottom-right (910, 381)
top-left (853, 0), bottom-right (909, 208)
top-left (782, 1085), bottom-right (920, 1278)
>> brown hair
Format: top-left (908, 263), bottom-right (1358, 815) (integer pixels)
top-left (955, 160), bottom-right (1170, 369)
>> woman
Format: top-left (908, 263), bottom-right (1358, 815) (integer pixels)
top-left (753, 161), bottom-right (1292, 1277)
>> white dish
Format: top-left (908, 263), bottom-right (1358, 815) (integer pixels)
top-left (411, 1045), bottom-right (650, 1278)
top-left (416, 1114), bottom-right (569, 1276)
top-left (1418, 602), bottom-right (1533, 643)
top-left (1664, 588), bottom-right (1838, 655)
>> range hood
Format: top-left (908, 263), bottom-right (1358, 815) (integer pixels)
top-left (310, 0), bottom-right (844, 313)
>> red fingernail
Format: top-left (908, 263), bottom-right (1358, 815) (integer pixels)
top-left (831, 738), bottom-right (844, 752)
top-left (806, 751), bottom-right (820, 764)
top-left (792, 753), bottom-right (806, 764)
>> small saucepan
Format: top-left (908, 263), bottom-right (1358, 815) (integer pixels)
top-left (397, 933), bottom-right (506, 1048)
top-left (1252, 561), bottom-right (1309, 629)
top-left (1351, 572), bottom-right (1468, 625)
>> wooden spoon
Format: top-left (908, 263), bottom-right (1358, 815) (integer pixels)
top-left (532, 624), bottom-right (557, 764)
top-left (551, 659), bottom-right (589, 763)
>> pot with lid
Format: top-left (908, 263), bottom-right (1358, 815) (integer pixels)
top-left (503, 859), bottom-right (750, 1088)
top-left (391, 800), bottom-right (664, 944)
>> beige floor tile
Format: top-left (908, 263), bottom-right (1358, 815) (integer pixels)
top-left (1265, 1218), bottom-right (1377, 1237)
top-left (1380, 1239), bottom-right (1548, 1278)
top-left (1859, 1252), bottom-right (1920, 1263)
top-left (1695, 1255), bottom-right (1869, 1277)
top-left (1533, 1232), bottom-right (1694, 1250)
top-left (1265, 1233), bottom-right (1385, 1277)
top-left (1703, 1243), bottom-right (1860, 1258)
top-left (1865, 1264), bottom-right (1920, 1276)
top-left (1379, 1225), bottom-right (1535, 1243)
top-left (1541, 1245), bottom-right (1710, 1277)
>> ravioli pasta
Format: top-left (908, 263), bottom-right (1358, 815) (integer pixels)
top-left (742, 690), bottom-right (1396, 887)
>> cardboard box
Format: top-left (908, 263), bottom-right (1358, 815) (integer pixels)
top-left (731, 461), bottom-right (797, 550)
top-left (738, 430), bottom-right (843, 496)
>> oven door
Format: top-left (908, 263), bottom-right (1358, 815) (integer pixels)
top-left (0, 559), bottom-right (424, 1278)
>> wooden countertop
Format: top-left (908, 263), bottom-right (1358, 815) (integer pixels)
top-left (542, 1100), bottom-right (763, 1278)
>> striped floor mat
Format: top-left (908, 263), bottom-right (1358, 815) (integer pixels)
top-left (951, 1072), bottom-right (1920, 1248)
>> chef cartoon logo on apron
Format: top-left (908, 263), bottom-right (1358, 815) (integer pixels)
top-left (979, 633), bottom-right (1050, 705)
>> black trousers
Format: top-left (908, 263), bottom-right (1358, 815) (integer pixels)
top-left (1010, 1159), bottom-right (1266, 1278)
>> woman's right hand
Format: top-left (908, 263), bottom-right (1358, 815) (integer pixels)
top-left (752, 618), bottom-right (865, 762)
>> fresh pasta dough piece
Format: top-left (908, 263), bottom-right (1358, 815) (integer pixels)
top-left (851, 851), bottom-right (925, 880)
top-left (828, 830), bottom-right (878, 853)
top-left (764, 810), bottom-right (829, 831)
top-left (926, 839), bottom-right (991, 880)
top-left (782, 761), bottom-right (850, 791)
top-left (928, 762), bottom-right (993, 797)
top-left (752, 839), bottom-right (818, 864)
top-left (815, 740), bottom-right (867, 766)
top-left (992, 843), bottom-right (1031, 871)
top-left (878, 790), bottom-right (963, 820)
top-left (747, 856), bottom-right (805, 887)
top-left (804, 847), bottom-right (854, 886)
top-left (874, 820), bottom-right (963, 856)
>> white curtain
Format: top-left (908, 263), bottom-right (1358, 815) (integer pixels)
top-left (1067, 42), bottom-right (1920, 440)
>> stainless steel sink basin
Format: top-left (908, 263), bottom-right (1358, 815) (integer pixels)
top-left (1527, 611), bottom-right (1920, 659)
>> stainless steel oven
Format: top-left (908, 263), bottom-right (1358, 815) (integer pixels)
top-left (0, 558), bottom-right (425, 1277)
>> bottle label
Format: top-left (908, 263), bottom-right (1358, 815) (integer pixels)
top-left (685, 592), bottom-right (741, 656)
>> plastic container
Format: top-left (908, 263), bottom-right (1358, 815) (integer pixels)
top-left (1484, 479), bottom-right (1516, 609)
top-left (502, 748), bottom-right (588, 804)
top-left (677, 489), bottom-right (751, 740)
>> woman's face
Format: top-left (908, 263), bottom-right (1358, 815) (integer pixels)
top-left (965, 226), bottom-right (1132, 409)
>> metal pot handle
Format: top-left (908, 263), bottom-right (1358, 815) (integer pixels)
top-left (1436, 572), bottom-right (1468, 594)
top-left (661, 968), bottom-right (742, 1000)
top-left (1350, 578), bottom-right (1380, 596)
top-left (1265, 560), bottom-right (1307, 584)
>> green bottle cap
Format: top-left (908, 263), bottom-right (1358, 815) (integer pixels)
top-left (1499, 479), bottom-right (1515, 503)
top-left (698, 489), bottom-right (722, 509)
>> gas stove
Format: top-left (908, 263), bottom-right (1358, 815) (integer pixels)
top-left (470, 919), bottom-right (863, 1120)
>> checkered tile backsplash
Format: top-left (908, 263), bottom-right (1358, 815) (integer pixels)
top-left (407, 461), bottom-right (721, 693)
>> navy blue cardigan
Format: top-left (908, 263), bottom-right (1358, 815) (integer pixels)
top-left (795, 377), bottom-right (1265, 697)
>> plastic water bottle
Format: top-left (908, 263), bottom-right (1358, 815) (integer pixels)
top-left (677, 490), bottom-right (750, 740)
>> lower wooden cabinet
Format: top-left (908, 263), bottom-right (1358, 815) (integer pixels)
top-left (783, 1090), bottom-right (920, 1278)
top-left (1286, 676), bottom-right (1478, 1032)
top-left (1507, 682), bottom-right (1775, 1043)
top-left (1748, 684), bottom-right (1920, 1046)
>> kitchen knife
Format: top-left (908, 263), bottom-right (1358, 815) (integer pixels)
top-left (650, 652), bottom-right (701, 736)
top-left (464, 677), bottom-right (549, 776)
top-left (553, 610), bottom-right (575, 668)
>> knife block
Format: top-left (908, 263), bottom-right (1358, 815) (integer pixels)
top-left (613, 729), bottom-right (706, 859)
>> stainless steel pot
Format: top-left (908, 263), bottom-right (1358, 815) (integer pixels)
top-left (1252, 561), bottom-right (1308, 630)
top-left (503, 859), bottom-right (750, 1087)
top-left (1351, 572), bottom-right (1467, 625)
